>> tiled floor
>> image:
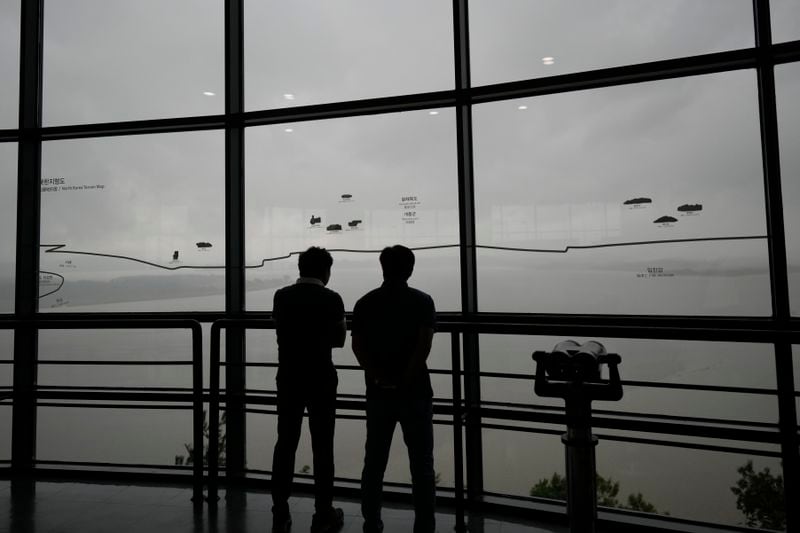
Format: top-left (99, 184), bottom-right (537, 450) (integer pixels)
top-left (0, 480), bottom-right (567, 533)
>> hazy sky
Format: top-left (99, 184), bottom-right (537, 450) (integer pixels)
top-left (0, 0), bottom-right (799, 313)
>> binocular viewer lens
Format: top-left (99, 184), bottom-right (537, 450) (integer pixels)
top-left (539, 340), bottom-right (610, 382)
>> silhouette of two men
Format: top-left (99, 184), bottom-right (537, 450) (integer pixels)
top-left (271, 245), bottom-right (436, 533)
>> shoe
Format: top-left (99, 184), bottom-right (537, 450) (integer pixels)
top-left (272, 514), bottom-right (292, 533)
top-left (311, 507), bottom-right (344, 533)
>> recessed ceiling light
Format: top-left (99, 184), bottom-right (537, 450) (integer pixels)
top-left (429, 110), bottom-right (439, 116)
top-left (518, 105), bottom-right (528, 110)
top-left (284, 128), bottom-right (294, 133)
top-left (203, 91), bottom-right (216, 96)
top-left (542, 56), bottom-right (555, 65)
top-left (283, 93), bottom-right (295, 100)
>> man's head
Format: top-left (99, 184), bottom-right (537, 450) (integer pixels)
top-left (298, 246), bottom-right (333, 284)
top-left (379, 245), bottom-right (415, 282)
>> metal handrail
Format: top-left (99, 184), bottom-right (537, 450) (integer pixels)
top-left (1, 315), bottom-right (787, 523)
top-left (434, 318), bottom-right (800, 343)
top-left (0, 318), bottom-right (203, 503)
top-left (206, 318), bottom-right (790, 526)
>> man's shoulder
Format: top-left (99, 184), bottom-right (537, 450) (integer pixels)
top-left (407, 286), bottom-right (433, 300)
top-left (355, 286), bottom-right (382, 304)
top-left (406, 286), bottom-right (434, 308)
top-left (354, 285), bottom-right (433, 312)
top-left (273, 284), bottom-right (291, 304)
top-left (277, 283), bottom-right (342, 302)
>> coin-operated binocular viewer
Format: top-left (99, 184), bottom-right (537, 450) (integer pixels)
top-left (532, 341), bottom-right (623, 533)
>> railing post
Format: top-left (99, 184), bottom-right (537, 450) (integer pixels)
top-left (753, 2), bottom-right (800, 530)
top-left (12, 0), bottom-right (44, 480)
top-left (191, 322), bottom-right (204, 506)
top-left (451, 332), bottom-right (466, 532)
top-left (208, 321), bottom-right (222, 505)
top-left (224, 0), bottom-right (247, 485)
top-left (453, 0), bottom-right (485, 512)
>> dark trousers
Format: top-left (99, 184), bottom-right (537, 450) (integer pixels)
top-left (271, 374), bottom-right (337, 516)
top-left (361, 387), bottom-right (435, 533)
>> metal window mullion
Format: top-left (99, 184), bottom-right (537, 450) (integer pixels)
top-left (453, 0), bottom-right (484, 507)
top-left (12, 0), bottom-right (44, 477)
top-left (224, 0), bottom-right (247, 482)
top-left (753, 1), bottom-right (799, 531)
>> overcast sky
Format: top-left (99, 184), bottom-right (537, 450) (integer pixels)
top-left (0, 0), bottom-right (799, 313)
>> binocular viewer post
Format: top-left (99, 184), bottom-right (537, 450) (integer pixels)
top-left (532, 341), bottom-right (623, 533)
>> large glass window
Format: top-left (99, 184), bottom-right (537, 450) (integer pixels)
top-left (0, 0), bottom-right (20, 127)
top-left (40, 132), bottom-right (224, 312)
top-left (245, 111), bottom-right (460, 311)
top-left (777, 63), bottom-right (800, 315)
top-left (474, 71), bottom-right (769, 315)
top-left (772, 0), bottom-right (800, 43)
top-left (42, 0), bottom-right (223, 126)
top-left (469, 0), bottom-right (753, 87)
top-left (0, 143), bottom-right (16, 314)
top-left (244, 0), bottom-right (454, 111)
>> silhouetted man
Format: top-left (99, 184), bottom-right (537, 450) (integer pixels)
top-left (352, 245), bottom-right (436, 533)
top-left (272, 247), bottom-right (346, 533)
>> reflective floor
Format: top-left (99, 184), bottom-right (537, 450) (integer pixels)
top-left (0, 480), bottom-right (567, 533)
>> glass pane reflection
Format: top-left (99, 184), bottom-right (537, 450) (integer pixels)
top-left (43, 0), bottom-right (223, 125)
top-left (469, 0), bottom-right (753, 87)
top-left (245, 111), bottom-right (460, 312)
top-left (244, 0), bottom-right (453, 111)
top-left (474, 71), bottom-right (769, 315)
top-left (40, 132), bottom-right (224, 312)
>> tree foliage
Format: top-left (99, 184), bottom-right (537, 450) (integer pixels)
top-left (530, 473), bottom-right (567, 500)
top-left (530, 472), bottom-right (662, 514)
top-left (175, 410), bottom-right (226, 467)
top-left (626, 493), bottom-right (658, 513)
top-left (730, 461), bottom-right (785, 530)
